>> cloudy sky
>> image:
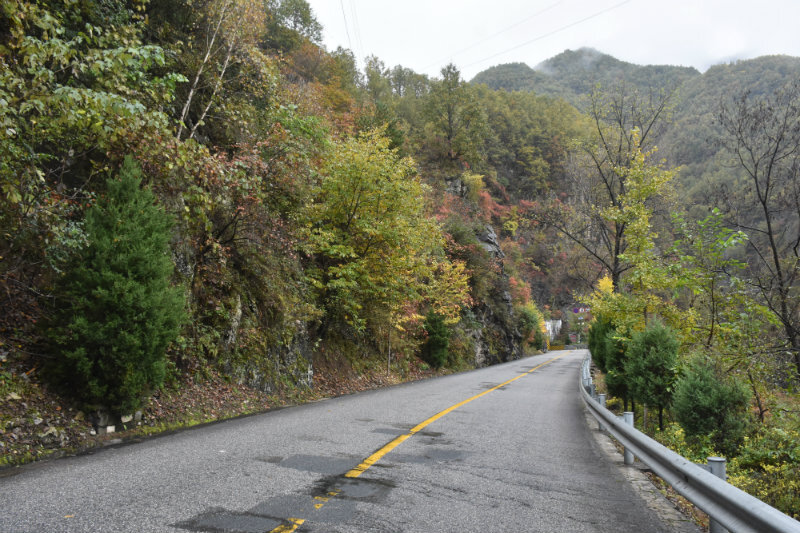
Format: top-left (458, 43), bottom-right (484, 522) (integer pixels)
top-left (305, 0), bottom-right (800, 80)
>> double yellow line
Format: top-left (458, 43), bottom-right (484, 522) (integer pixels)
top-left (270, 352), bottom-right (568, 532)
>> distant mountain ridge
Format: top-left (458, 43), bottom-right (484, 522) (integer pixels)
top-left (471, 48), bottom-right (800, 197)
top-left (471, 47), bottom-right (797, 105)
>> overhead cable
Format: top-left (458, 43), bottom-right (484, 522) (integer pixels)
top-left (422, 0), bottom-right (565, 70)
top-left (463, 0), bottom-right (634, 69)
top-left (339, 0), bottom-right (354, 53)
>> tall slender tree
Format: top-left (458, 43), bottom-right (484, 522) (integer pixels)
top-left (536, 82), bottom-right (679, 290)
top-left (717, 81), bottom-right (800, 377)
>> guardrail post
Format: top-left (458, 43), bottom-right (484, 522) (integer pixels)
top-left (623, 411), bottom-right (634, 465)
top-left (596, 394), bottom-right (606, 430)
top-left (707, 457), bottom-right (728, 533)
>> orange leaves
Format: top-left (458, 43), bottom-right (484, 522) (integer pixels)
top-left (478, 190), bottom-right (510, 222)
top-left (508, 276), bottom-right (532, 307)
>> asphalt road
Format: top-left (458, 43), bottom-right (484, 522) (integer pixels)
top-left (1, 350), bottom-right (682, 532)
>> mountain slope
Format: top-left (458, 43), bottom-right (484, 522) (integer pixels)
top-left (472, 49), bottom-right (800, 201)
top-left (471, 48), bottom-right (700, 104)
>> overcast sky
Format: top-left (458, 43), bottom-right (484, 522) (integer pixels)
top-left (304, 0), bottom-right (800, 80)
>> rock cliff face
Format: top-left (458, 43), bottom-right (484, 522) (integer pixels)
top-left (224, 327), bottom-right (313, 394)
top-left (220, 304), bottom-right (313, 394)
top-left (469, 224), bottom-right (522, 367)
top-left (214, 216), bottom-right (520, 386)
top-left (479, 224), bottom-right (505, 259)
top-left (469, 301), bottom-right (521, 367)
top-left (445, 176), bottom-right (468, 198)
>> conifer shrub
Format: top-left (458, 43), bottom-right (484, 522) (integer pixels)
top-left (603, 329), bottom-right (631, 410)
top-left (672, 357), bottom-right (752, 456)
top-left (45, 157), bottom-right (185, 414)
top-left (421, 311), bottom-right (450, 368)
top-left (625, 321), bottom-right (678, 430)
top-left (588, 316), bottom-right (613, 372)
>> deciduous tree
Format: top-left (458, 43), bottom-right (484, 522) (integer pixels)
top-left (421, 64), bottom-right (489, 171)
top-left (537, 82), bottom-right (678, 290)
top-left (305, 129), bottom-right (470, 337)
top-left (717, 81), bottom-right (800, 377)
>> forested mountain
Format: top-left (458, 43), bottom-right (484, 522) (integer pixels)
top-left (472, 48), bottom-right (700, 102)
top-left (659, 55), bottom-right (800, 192)
top-left (472, 49), bottom-right (800, 200)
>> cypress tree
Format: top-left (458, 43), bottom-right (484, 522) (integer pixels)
top-left (46, 156), bottom-right (185, 414)
top-left (421, 311), bottom-right (450, 368)
top-left (625, 321), bottom-right (679, 431)
top-left (588, 316), bottom-right (613, 372)
top-left (603, 330), bottom-right (632, 411)
top-left (673, 358), bottom-right (751, 456)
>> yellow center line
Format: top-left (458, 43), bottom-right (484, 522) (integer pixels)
top-left (268, 352), bottom-right (568, 532)
top-left (270, 517), bottom-right (304, 532)
top-left (345, 352), bottom-right (567, 478)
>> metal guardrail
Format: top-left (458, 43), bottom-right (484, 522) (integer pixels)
top-left (580, 354), bottom-right (800, 533)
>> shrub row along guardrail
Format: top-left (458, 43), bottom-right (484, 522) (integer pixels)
top-left (580, 354), bottom-right (800, 533)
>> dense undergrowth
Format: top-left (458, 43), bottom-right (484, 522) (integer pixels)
top-left (3, 1), bottom-right (800, 519)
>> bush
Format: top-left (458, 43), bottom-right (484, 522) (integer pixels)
top-left (517, 302), bottom-right (545, 350)
top-left (588, 316), bottom-right (613, 372)
top-left (421, 311), bottom-right (450, 368)
top-left (672, 357), bottom-right (751, 457)
top-left (603, 329), bottom-right (631, 409)
top-left (625, 321), bottom-right (678, 430)
top-left (730, 423), bottom-right (800, 517)
top-left (45, 157), bottom-right (185, 414)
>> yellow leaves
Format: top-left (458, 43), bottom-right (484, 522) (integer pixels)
top-left (426, 260), bottom-right (471, 325)
top-left (461, 171), bottom-right (484, 204)
top-left (596, 275), bottom-right (614, 295)
top-left (307, 128), bottom-right (472, 331)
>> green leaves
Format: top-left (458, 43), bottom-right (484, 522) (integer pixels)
top-left (305, 129), bottom-right (469, 333)
top-left (625, 321), bottom-right (679, 430)
top-left (673, 357), bottom-right (752, 456)
top-left (45, 157), bottom-right (185, 414)
top-left (0, 0), bottom-right (177, 265)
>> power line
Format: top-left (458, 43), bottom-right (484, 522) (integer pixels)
top-left (422, 0), bottom-right (565, 70)
top-left (463, 0), bottom-right (634, 70)
top-left (348, 0), bottom-right (365, 59)
top-left (339, 0), bottom-right (354, 53)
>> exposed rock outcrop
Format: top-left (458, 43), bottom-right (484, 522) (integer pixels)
top-left (468, 224), bottom-right (522, 366)
top-left (478, 224), bottom-right (505, 259)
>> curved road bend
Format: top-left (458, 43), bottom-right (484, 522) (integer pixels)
top-left (2, 350), bottom-right (686, 532)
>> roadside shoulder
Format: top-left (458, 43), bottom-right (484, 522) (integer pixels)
top-left (582, 407), bottom-right (704, 533)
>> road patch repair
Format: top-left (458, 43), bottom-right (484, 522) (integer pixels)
top-left (175, 353), bottom-right (567, 532)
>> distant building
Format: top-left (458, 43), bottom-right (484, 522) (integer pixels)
top-left (545, 319), bottom-right (562, 341)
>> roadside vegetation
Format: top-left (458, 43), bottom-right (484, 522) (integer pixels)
top-left (582, 83), bottom-right (800, 514)
top-left (1, 1), bottom-right (799, 518)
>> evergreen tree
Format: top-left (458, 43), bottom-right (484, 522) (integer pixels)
top-left (673, 358), bottom-right (752, 456)
top-left (46, 157), bottom-right (185, 414)
top-left (588, 316), bottom-right (613, 372)
top-left (603, 330), bottom-right (632, 410)
top-left (421, 311), bottom-right (450, 369)
top-left (625, 321), bottom-right (678, 430)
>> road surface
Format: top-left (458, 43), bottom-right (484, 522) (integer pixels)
top-left (1, 350), bottom-right (690, 532)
